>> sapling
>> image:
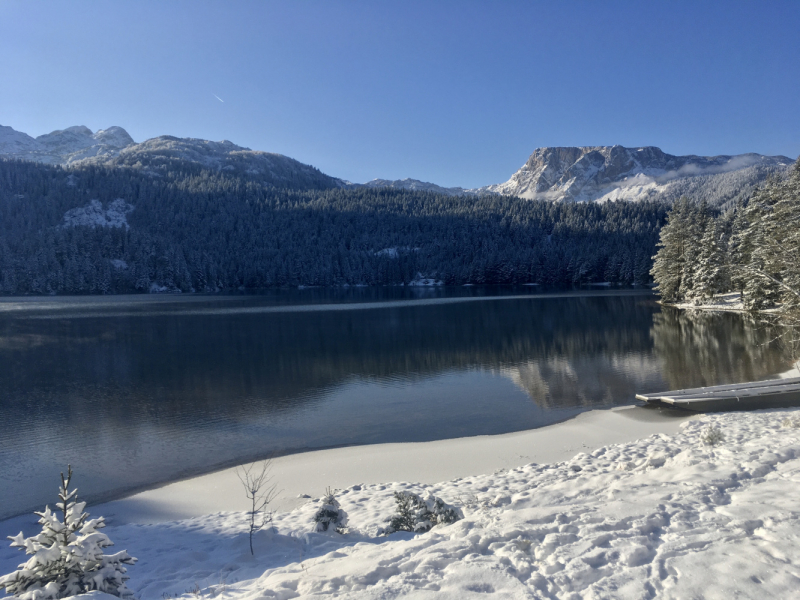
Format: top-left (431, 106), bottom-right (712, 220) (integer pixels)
top-left (313, 487), bottom-right (348, 533)
top-left (0, 465), bottom-right (137, 600)
top-left (382, 491), bottom-right (462, 535)
top-left (701, 426), bottom-right (725, 446)
top-left (235, 460), bottom-right (278, 555)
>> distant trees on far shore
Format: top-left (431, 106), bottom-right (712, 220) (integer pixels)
top-left (0, 159), bottom-right (666, 295)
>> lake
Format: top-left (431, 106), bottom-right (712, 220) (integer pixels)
top-left (0, 287), bottom-right (791, 520)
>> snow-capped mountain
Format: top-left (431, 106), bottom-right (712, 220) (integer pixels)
top-left (479, 145), bottom-right (793, 203)
top-left (1, 124), bottom-right (793, 202)
top-left (0, 125), bottom-right (134, 164)
top-left (87, 135), bottom-right (344, 190)
top-left (0, 124), bottom-right (343, 190)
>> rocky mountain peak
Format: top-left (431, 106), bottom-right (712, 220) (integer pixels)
top-left (0, 124), bottom-right (136, 165)
top-left (483, 145), bottom-right (793, 202)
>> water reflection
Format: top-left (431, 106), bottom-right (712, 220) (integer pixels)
top-left (0, 290), bottom-right (791, 519)
top-left (650, 307), bottom-right (789, 391)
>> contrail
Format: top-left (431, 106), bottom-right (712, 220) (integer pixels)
top-left (213, 94), bottom-right (224, 103)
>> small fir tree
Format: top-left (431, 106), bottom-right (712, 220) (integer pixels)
top-left (0, 466), bottom-right (137, 600)
top-left (382, 491), bottom-right (462, 535)
top-left (313, 488), bottom-right (348, 533)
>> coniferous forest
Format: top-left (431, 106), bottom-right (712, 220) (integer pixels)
top-left (651, 158), bottom-right (800, 316)
top-left (0, 159), bottom-right (667, 294)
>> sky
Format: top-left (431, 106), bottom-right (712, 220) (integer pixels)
top-left (0, 1), bottom-right (798, 188)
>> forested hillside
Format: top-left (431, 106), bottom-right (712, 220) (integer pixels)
top-left (0, 159), bottom-right (666, 294)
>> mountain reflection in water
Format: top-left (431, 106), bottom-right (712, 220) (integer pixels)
top-left (0, 290), bottom-right (790, 519)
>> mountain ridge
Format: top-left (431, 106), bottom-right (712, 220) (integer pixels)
top-left (0, 124), bottom-right (793, 203)
top-left (478, 145), bottom-right (793, 204)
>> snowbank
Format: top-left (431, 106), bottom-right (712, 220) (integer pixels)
top-left (672, 291), bottom-right (746, 312)
top-left (92, 406), bottom-right (694, 524)
top-left (5, 408), bottom-right (800, 599)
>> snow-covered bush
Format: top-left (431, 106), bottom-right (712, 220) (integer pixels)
top-left (782, 415), bottom-right (800, 428)
top-left (381, 491), bottom-right (463, 535)
top-left (313, 488), bottom-right (348, 533)
top-left (701, 426), bottom-right (725, 446)
top-left (0, 466), bottom-right (137, 600)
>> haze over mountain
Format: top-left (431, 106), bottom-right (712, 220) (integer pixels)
top-left (0, 124), bottom-right (793, 206)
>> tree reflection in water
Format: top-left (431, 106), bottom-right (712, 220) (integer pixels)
top-left (651, 307), bottom-right (790, 391)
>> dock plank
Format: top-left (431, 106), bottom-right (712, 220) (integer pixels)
top-left (636, 377), bottom-right (800, 412)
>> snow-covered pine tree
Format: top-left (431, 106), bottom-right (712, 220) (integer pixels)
top-left (651, 197), bottom-right (695, 302)
top-left (313, 488), bottom-right (348, 533)
top-left (727, 199), bottom-right (750, 294)
top-left (382, 491), bottom-right (463, 535)
top-left (761, 161), bottom-right (800, 313)
top-left (678, 200), bottom-right (709, 301)
top-left (739, 178), bottom-right (783, 310)
top-left (693, 220), bottom-right (729, 302)
top-left (0, 466), bottom-right (137, 600)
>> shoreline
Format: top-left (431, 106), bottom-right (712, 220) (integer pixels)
top-left (6, 406), bottom-right (800, 598)
top-left (0, 404), bottom-right (696, 537)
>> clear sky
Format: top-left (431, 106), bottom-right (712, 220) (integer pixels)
top-left (1, 0), bottom-right (798, 188)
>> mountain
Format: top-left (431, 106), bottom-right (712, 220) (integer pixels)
top-left (480, 145), bottom-right (793, 205)
top-left (358, 178), bottom-right (470, 196)
top-left (0, 125), bottom-right (794, 204)
top-left (84, 135), bottom-right (344, 190)
top-left (0, 125), bottom-right (344, 191)
top-left (0, 125), bottom-right (134, 164)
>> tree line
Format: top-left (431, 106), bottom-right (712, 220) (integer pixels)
top-left (651, 157), bottom-right (800, 317)
top-left (0, 159), bottom-right (667, 294)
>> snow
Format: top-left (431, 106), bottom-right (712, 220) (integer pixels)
top-left (407, 273), bottom-right (444, 286)
top-left (61, 199), bottom-right (133, 230)
top-left (0, 125), bottom-right (135, 165)
top-left (478, 146), bottom-right (792, 203)
top-left (360, 179), bottom-right (471, 197)
top-left (5, 407), bottom-right (800, 599)
top-left (375, 248), bottom-right (401, 259)
top-left (669, 291), bottom-right (790, 316)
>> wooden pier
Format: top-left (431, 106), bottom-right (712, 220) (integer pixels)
top-left (636, 377), bottom-right (800, 412)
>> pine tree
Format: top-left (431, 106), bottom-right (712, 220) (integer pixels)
top-left (693, 220), bottom-right (729, 301)
top-left (382, 491), bottom-right (463, 535)
top-left (727, 200), bottom-right (750, 294)
top-left (0, 466), bottom-right (137, 600)
top-left (678, 200), bottom-right (709, 300)
top-left (313, 488), bottom-right (348, 533)
top-left (739, 178), bottom-right (783, 309)
top-left (651, 197), bottom-right (694, 302)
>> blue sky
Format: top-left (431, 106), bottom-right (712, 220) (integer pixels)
top-left (1, 1), bottom-right (798, 187)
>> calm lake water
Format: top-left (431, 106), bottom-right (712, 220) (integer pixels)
top-left (0, 287), bottom-right (792, 519)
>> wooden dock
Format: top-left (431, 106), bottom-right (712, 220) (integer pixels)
top-left (636, 377), bottom-right (800, 412)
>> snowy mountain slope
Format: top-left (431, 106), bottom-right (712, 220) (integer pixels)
top-left (0, 125), bottom-right (134, 165)
top-left (0, 124), bottom-right (344, 190)
top-left (479, 145), bottom-right (793, 204)
top-left (88, 135), bottom-right (344, 190)
top-left (1, 124), bottom-right (792, 200)
top-left (61, 198), bottom-right (134, 229)
top-left (0, 125), bottom-right (38, 155)
top-left (358, 178), bottom-right (471, 196)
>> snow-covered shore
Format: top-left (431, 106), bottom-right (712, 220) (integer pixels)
top-left (5, 406), bottom-right (800, 599)
top-left (670, 291), bottom-right (747, 312)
